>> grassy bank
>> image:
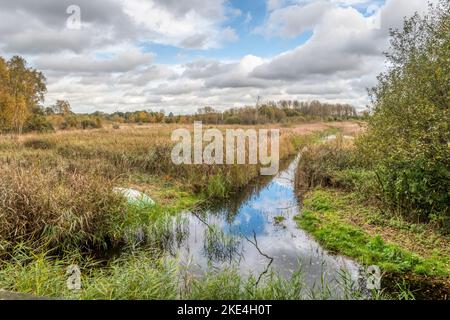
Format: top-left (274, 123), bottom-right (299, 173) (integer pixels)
top-left (296, 190), bottom-right (450, 299)
top-left (294, 134), bottom-right (450, 299)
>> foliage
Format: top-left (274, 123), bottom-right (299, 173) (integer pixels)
top-left (0, 56), bottom-right (47, 134)
top-left (357, 1), bottom-right (450, 229)
top-left (50, 100), bottom-right (72, 116)
top-left (24, 111), bottom-right (55, 133)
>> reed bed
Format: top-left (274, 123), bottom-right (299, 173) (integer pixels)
top-left (0, 124), bottom-right (303, 251)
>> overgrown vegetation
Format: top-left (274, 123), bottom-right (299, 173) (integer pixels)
top-left (297, 1), bottom-right (449, 231)
top-left (0, 123), bottom-right (309, 252)
top-left (296, 191), bottom-right (449, 277)
top-left (0, 245), bottom-right (393, 300)
top-left (357, 1), bottom-right (449, 229)
top-left (292, 1), bottom-right (449, 299)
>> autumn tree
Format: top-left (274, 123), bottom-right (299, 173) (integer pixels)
top-left (0, 56), bottom-right (47, 134)
top-left (52, 100), bottom-right (72, 115)
top-left (0, 57), bottom-right (12, 130)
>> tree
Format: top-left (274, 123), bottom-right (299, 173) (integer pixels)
top-left (0, 56), bottom-right (47, 134)
top-left (358, 0), bottom-right (449, 227)
top-left (0, 57), bottom-right (12, 130)
top-left (52, 100), bottom-right (72, 115)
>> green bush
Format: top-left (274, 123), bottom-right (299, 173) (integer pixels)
top-left (24, 114), bottom-right (55, 133)
top-left (357, 1), bottom-right (449, 230)
top-left (80, 117), bottom-right (102, 129)
top-left (60, 115), bottom-right (80, 130)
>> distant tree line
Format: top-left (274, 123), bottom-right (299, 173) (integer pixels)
top-left (213, 100), bottom-right (358, 125)
top-left (0, 55), bottom-right (360, 134)
top-left (98, 100), bottom-right (358, 126)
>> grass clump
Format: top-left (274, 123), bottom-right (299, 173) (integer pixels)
top-left (296, 134), bottom-right (377, 197)
top-left (0, 248), bottom-right (179, 300)
top-left (0, 165), bottom-right (127, 250)
top-left (274, 216), bottom-right (286, 224)
top-left (23, 138), bottom-right (56, 150)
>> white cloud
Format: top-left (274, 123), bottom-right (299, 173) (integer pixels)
top-left (257, 1), bottom-right (332, 37)
top-left (253, 6), bottom-right (383, 80)
top-left (257, 0), bottom-right (441, 107)
top-left (34, 49), bottom-right (154, 73)
top-left (122, 0), bottom-right (238, 49)
top-left (0, 0), bottom-right (437, 113)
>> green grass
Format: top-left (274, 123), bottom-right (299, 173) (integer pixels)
top-left (0, 246), bottom-right (382, 300)
top-left (0, 247), bottom-right (308, 300)
top-left (295, 190), bottom-right (449, 277)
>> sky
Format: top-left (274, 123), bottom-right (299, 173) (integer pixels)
top-left (0, 0), bottom-right (436, 114)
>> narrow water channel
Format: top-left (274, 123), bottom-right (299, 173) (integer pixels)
top-left (164, 155), bottom-right (364, 297)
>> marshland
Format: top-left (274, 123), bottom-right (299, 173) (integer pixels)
top-left (0, 122), bottom-right (366, 299)
top-left (0, 0), bottom-right (449, 301)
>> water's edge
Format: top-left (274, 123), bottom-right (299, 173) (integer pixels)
top-left (164, 155), bottom-right (366, 297)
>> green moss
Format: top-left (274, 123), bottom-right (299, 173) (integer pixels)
top-left (296, 190), bottom-right (449, 277)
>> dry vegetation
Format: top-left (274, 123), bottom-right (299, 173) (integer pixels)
top-left (0, 122), bottom-right (345, 252)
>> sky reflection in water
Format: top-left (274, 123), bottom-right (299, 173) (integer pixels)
top-left (174, 156), bottom-right (362, 295)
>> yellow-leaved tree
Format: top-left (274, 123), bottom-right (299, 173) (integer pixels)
top-left (0, 56), bottom-right (47, 134)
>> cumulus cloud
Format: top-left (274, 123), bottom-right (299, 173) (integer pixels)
top-left (122, 0), bottom-right (238, 49)
top-left (0, 0), bottom-right (237, 54)
top-left (252, 0), bottom-right (432, 81)
top-left (34, 49), bottom-right (154, 73)
top-left (256, 1), bottom-right (332, 37)
top-left (0, 0), bottom-right (436, 113)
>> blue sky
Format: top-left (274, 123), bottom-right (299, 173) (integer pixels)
top-left (145, 0), bottom-right (386, 64)
top-left (0, 0), bottom-right (433, 114)
top-left (142, 0), bottom-right (316, 64)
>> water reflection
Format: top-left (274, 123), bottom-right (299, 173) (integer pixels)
top-left (169, 155), bottom-right (362, 295)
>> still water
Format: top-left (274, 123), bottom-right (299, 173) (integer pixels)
top-left (162, 156), bottom-right (364, 295)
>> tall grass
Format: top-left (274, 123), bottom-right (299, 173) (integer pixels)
top-left (0, 246), bottom-right (383, 300)
top-left (0, 164), bottom-right (126, 251)
top-left (295, 134), bottom-right (378, 202)
top-left (0, 125), bottom-right (304, 252)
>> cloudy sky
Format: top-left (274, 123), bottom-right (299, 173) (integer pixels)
top-left (0, 0), bottom-right (435, 114)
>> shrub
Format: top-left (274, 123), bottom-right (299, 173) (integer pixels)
top-left (60, 115), bottom-right (80, 130)
top-left (357, 1), bottom-right (450, 229)
top-left (80, 117), bottom-right (102, 129)
top-left (296, 137), bottom-right (357, 193)
top-left (24, 114), bottom-right (55, 133)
